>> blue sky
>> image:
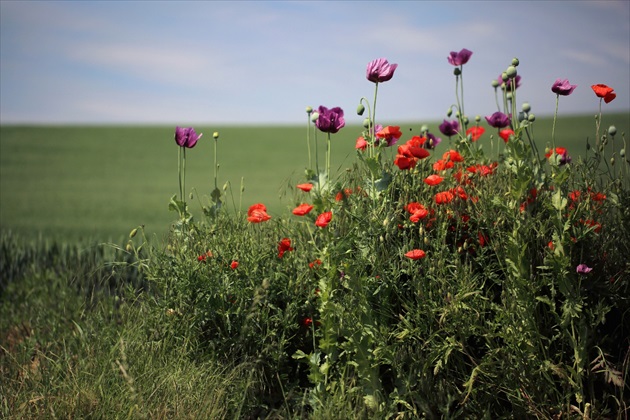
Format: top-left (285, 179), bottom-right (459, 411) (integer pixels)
top-left (1, 0), bottom-right (628, 125)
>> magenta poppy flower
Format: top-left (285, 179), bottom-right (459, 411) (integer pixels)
top-left (175, 126), bottom-right (202, 148)
top-left (551, 79), bottom-right (577, 96)
top-left (439, 119), bottom-right (460, 137)
top-left (425, 133), bottom-right (442, 149)
top-left (366, 58), bottom-right (398, 83)
top-left (485, 112), bottom-right (511, 128)
top-left (576, 264), bottom-right (592, 274)
top-left (315, 106), bottom-right (345, 134)
top-left (447, 48), bottom-right (473, 66)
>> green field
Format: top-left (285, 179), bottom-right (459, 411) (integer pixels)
top-left (1, 113), bottom-right (628, 241)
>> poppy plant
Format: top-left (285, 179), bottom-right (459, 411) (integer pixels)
top-left (439, 119), bottom-right (460, 137)
top-left (466, 126), bottom-right (485, 141)
top-left (247, 203), bottom-right (271, 223)
top-left (366, 58), bottom-right (398, 83)
top-left (230, 260), bottom-right (239, 270)
top-left (315, 106), bottom-right (345, 134)
top-left (277, 238), bottom-right (294, 258)
top-left (551, 79), bottom-right (577, 96)
top-left (315, 211), bottom-right (333, 228)
top-left (447, 48), bottom-right (472, 66)
top-left (545, 147), bottom-right (572, 165)
top-left (297, 183), bottom-right (313, 192)
top-left (292, 203), bottom-right (314, 216)
top-left (404, 249), bottom-right (426, 260)
top-left (591, 84), bottom-right (616, 103)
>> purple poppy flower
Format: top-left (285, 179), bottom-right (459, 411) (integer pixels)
top-left (425, 132), bottom-right (442, 149)
top-left (576, 264), bottom-right (592, 274)
top-left (485, 112), bottom-right (511, 129)
top-left (366, 58), bottom-right (398, 83)
top-left (447, 48), bottom-right (473, 66)
top-left (175, 126), bottom-right (202, 148)
top-left (439, 119), bottom-right (460, 137)
top-left (499, 74), bottom-right (521, 90)
top-left (315, 106), bottom-right (345, 134)
top-left (551, 79), bottom-right (577, 96)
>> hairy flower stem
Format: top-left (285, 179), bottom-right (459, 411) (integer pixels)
top-left (455, 74), bottom-right (464, 131)
top-left (178, 146), bottom-right (183, 202)
top-left (314, 129), bottom-right (320, 188)
top-left (214, 137), bottom-right (219, 192)
top-left (306, 112), bottom-right (313, 171)
top-left (552, 94), bottom-right (559, 154)
top-left (326, 133), bottom-right (331, 188)
top-left (372, 83), bottom-right (379, 157)
top-left (459, 67), bottom-right (466, 127)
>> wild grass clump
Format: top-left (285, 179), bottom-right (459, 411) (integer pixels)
top-left (136, 55), bottom-right (630, 418)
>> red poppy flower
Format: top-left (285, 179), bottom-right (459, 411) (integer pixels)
top-left (247, 203), bottom-right (271, 223)
top-left (499, 129), bottom-right (515, 143)
top-left (478, 231), bottom-right (488, 247)
top-left (355, 136), bottom-right (368, 151)
top-left (375, 126), bottom-right (402, 146)
top-left (404, 249), bottom-right (426, 260)
top-left (442, 149), bottom-right (464, 162)
top-left (466, 163), bottom-right (497, 176)
top-left (197, 255), bottom-right (207, 262)
top-left (435, 191), bottom-right (455, 204)
top-left (591, 84), bottom-right (616, 103)
top-left (433, 159), bottom-right (454, 171)
top-left (424, 174), bottom-right (444, 186)
top-left (292, 203), bottom-right (314, 216)
top-left (406, 202), bottom-right (428, 223)
top-left (297, 183), bottom-right (313, 192)
top-left (452, 186), bottom-right (467, 200)
top-left (466, 126), bottom-right (485, 141)
top-left (230, 260), bottom-right (239, 270)
top-left (302, 317), bottom-right (313, 327)
top-left (277, 238), bottom-right (294, 258)
top-left (315, 211), bottom-right (332, 228)
top-left (394, 154), bottom-right (417, 170)
top-left (401, 137), bottom-right (431, 159)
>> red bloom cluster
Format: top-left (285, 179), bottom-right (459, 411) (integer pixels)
top-left (278, 238), bottom-right (294, 258)
top-left (406, 202), bottom-right (429, 223)
top-left (247, 203), bottom-right (271, 223)
top-left (591, 84), bottom-right (616, 103)
top-left (315, 211), bottom-right (333, 228)
top-left (292, 203), bottom-right (314, 216)
top-left (394, 136), bottom-right (431, 170)
top-left (466, 126), bottom-right (485, 142)
top-left (309, 258), bottom-right (322, 269)
top-left (435, 186), bottom-right (467, 205)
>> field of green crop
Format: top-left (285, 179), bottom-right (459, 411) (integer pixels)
top-left (1, 113), bottom-right (628, 241)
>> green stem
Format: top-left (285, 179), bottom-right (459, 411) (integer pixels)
top-left (455, 74), bottom-right (464, 131)
top-left (326, 132), bottom-right (331, 188)
top-left (178, 146), bottom-right (183, 202)
top-left (372, 83), bottom-right (379, 158)
top-left (552, 94), bottom-right (559, 154)
top-left (214, 137), bottom-right (218, 191)
top-left (306, 112), bottom-right (312, 171)
top-left (459, 66), bottom-right (465, 127)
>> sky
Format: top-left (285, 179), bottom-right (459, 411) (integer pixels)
top-left (1, 0), bottom-right (629, 125)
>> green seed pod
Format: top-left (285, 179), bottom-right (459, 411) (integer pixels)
top-left (601, 134), bottom-right (607, 145)
top-left (491, 80), bottom-right (500, 88)
top-left (311, 112), bottom-right (319, 123)
top-left (356, 103), bottom-right (365, 116)
top-left (528, 113), bottom-right (536, 122)
top-left (506, 92), bottom-right (513, 101)
top-left (620, 149), bottom-right (625, 158)
top-left (464, 116), bottom-right (469, 125)
top-left (475, 115), bottom-right (481, 122)
top-left (511, 57), bottom-right (520, 66)
top-left (305, 106), bottom-right (313, 114)
top-left (126, 242), bottom-right (133, 253)
top-left (522, 102), bottom-right (531, 113)
top-left (608, 125), bottom-right (617, 136)
top-left (506, 66), bottom-right (517, 79)
top-left (213, 131), bottom-right (219, 140)
top-left (501, 72), bottom-right (509, 82)
top-left (421, 124), bottom-right (429, 133)
top-left (446, 108), bottom-right (453, 117)
top-left (454, 68), bottom-right (461, 76)
top-left (611, 157), bottom-right (615, 165)
top-left (362, 118), bottom-right (371, 129)
top-left (129, 228), bottom-right (138, 238)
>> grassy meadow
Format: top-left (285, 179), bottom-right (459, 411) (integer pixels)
top-left (1, 113), bottom-right (627, 241)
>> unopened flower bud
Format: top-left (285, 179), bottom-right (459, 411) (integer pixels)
top-left (506, 92), bottom-right (513, 101)
top-left (356, 103), bottom-right (365, 116)
top-left (305, 106), bottom-right (313, 114)
top-left (311, 112), bottom-right (319, 123)
top-left (620, 149), bottom-right (625, 157)
top-left (522, 102), bottom-right (531, 113)
top-left (511, 57), bottom-right (520, 67)
top-left (491, 80), bottom-right (500, 88)
top-left (506, 66), bottom-right (517, 79)
top-left (189, 192), bottom-right (194, 200)
top-left (126, 242), bottom-right (133, 252)
top-left (501, 72), bottom-right (509, 82)
top-left (363, 118), bottom-right (371, 128)
top-left (446, 108), bottom-right (453, 117)
top-left (129, 228), bottom-right (138, 238)
top-left (421, 124), bottom-right (429, 133)
top-left (475, 115), bottom-right (481, 122)
top-left (611, 157), bottom-right (615, 165)
top-left (454, 68), bottom-right (461, 76)
top-left (463, 117), bottom-right (469, 125)
top-left (213, 131), bottom-right (219, 140)
top-left (608, 125), bottom-right (617, 136)
top-left (528, 113), bottom-right (536, 122)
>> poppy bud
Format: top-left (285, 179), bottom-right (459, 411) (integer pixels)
top-left (501, 72), bottom-right (509, 82)
top-left (506, 93), bottom-right (513, 101)
top-left (608, 125), bottom-right (617, 136)
top-left (306, 106), bottom-right (313, 114)
top-left (363, 118), bottom-right (371, 128)
top-left (189, 192), bottom-right (194, 200)
top-left (601, 134), bottom-right (608, 145)
top-left (620, 149), bottom-right (625, 157)
top-left (129, 228), bottom-right (138, 238)
top-left (522, 102), bottom-right (531, 113)
top-left (511, 57), bottom-right (519, 67)
top-left (356, 103), bottom-right (365, 116)
top-left (491, 80), bottom-right (499, 88)
top-left (506, 66), bottom-right (517, 79)
top-left (464, 117), bottom-right (469, 125)
top-left (454, 68), bottom-right (461, 76)
top-left (421, 124), bottom-right (428, 133)
top-left (311, 112), bottom-right (319, 123)
top-left (475, 115), bottom-right (481, 123)
top-left (528, 114), bottom-right (536, 122)
top-left (213, 132), bottom-right (219, 140)
top-left (611, 157), bottom-right (615, 165)
top-left (126, 242), bottom-right (133, 252)
top-left (446, 108), bottom-right (453, 117)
